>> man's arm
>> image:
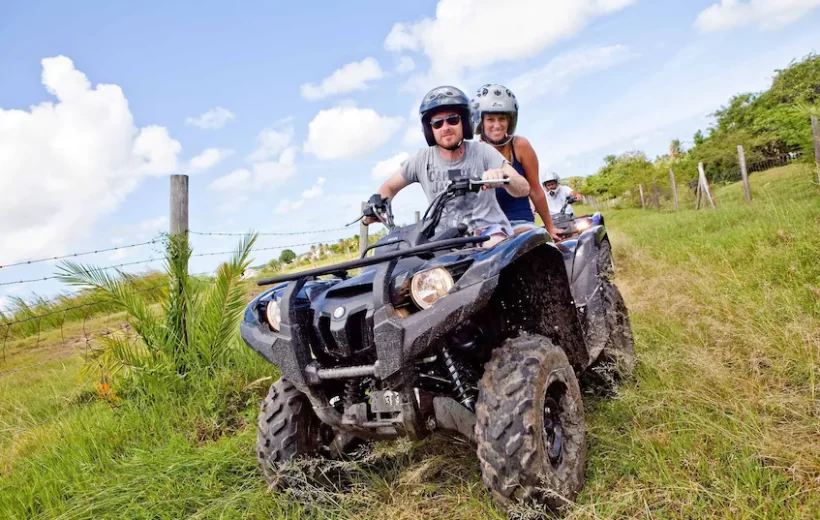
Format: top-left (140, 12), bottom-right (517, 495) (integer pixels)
top-left (478, 141), bottom-right (529, 198)
top-left (363, 170), bottom-right (411, 225)
top-left (378, 170), bottom-right (411, 200)
top-left (499, 162), bottom-right (530, 197)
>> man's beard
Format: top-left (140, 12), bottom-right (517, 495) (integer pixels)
top-left (439, 136), bottom-right (463, 151)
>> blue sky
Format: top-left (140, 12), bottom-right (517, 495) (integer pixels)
top-left (1, 0), bottom-right (819, 307)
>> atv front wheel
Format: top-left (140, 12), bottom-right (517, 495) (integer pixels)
top-left (475, 335), bottom-right (586, 511)
top-left (256, 378), bottom-right (335, 483)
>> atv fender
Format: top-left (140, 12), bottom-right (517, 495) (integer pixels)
top-left (567, 225), bottom-right (607, 307)
top-left (486, 239), bottom-right (590, 371)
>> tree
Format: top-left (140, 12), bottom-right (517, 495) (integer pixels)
top-left (266, 259), bottom-right (282, 272)
top-left (669, 139), bottom-right (683, 159)
top-left (279, 249), bottom-right (296, 264)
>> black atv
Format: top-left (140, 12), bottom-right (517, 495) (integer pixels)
top-left (240, 170), bottom-right (635, 511)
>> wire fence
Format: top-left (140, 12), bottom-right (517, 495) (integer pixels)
top-left (712, 151), bottom-right (805, 184)
top-left (0, 223), bottom-right (365, 374)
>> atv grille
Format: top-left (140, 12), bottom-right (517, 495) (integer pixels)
top-left (316, 310), bottom-right (374, 360)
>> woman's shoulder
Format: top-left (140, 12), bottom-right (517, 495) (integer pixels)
top-left (512, 135), bottom-right (534, 152)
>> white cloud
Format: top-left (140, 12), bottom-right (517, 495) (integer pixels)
top-left (371, 152), bottom-right (410, 180)
top-left (385, 0), bottom-right (636, 80)
top-left (218, 195), bottom-right (249, 213)
top-left (302, 177), bottom-right (326, 199)
top-left (402, 124), bottom-right (427, 147)
top-left (0, 56), bottom-right (181, 266)
top-left (188, 147), bottom-right (234, 173)
top-left (695, 0), bottom-right (820, 32)
top-left (300, 57), bottom-right (386, 100)
top-left (137, 215), bottom-right (169, 232)
top-left (185, 107), bottom-right (236, 129)
top-left (509, 45), bottom-right (638, 103)
top-left (303, 106), bottom-right (403, 160)
top-left (109, 216), bottom-right (170, 255)
top-left (247, 126), bottom-right (294, 162)
top-left (274, 199), bottom-right (304, 215)
top-left (209, 168), bottom-right (251, 192)
top-left (395, 56), bottom-right (416, 74)
top-left (252, 146), bottom-right (298, 187)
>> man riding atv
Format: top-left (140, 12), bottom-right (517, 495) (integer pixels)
top-left (543, 172), bottom-right (584, 218)
top-left (240, 85), bottom-right (636, 515)
top-left (364, 86), bottom-right (530, 248)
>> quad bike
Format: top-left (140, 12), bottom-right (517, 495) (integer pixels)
top-left (240, 170), bottom-right (635, 511)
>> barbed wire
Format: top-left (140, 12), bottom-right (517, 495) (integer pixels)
top-left (0, 283), bottom-right (167, 328)
top-left (0, 257), bottom-right (165, 287)
top-left (0, 239), bottom-right (161, 270)
top-left (190, 240), bottom-right (331, 258)
top-left (189, 226), bottom-right (351, 237)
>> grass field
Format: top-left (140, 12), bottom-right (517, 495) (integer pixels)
top-left (1, 164), bottom-right (818, 519)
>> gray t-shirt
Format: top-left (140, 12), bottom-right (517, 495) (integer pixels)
top-left (400, 141), bottom-right (513, 235)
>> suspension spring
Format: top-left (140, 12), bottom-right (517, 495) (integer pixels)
top-left (440, 344), bottom-right (475, 411)
top-left (344, 378), bottom-right (361, 407)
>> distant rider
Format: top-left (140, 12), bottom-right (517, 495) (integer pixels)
top-left (364, 85), bottom-right (529, 248)
top-left (542, 172), bottom-right (584, 218)
top-left (471, 84), bottom-right (561, 241)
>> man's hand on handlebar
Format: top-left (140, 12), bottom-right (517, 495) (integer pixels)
top-left (479, 168), bottom-right (510, 190)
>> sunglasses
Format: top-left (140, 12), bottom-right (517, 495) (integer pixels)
top-left (429, 114), bottom-right (461, 130)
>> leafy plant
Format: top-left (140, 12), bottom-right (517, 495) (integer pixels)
top-left (56, 232), bottom-right (258, 390)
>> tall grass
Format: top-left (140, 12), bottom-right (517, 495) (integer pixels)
top-left (0, 165), bottom-right (818, 519)
top-left (0, 273), bottom-right (168, 342)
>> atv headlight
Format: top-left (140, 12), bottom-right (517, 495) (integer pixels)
top-left (265, 300), bottom-right (281, 332)
top-left (410, 268), bottom-right (454, 310)
top-left (574, 218), bottom-right (591, 232)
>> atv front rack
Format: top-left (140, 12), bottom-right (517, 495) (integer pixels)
top-left (256, 235), bottom-right (489, 286)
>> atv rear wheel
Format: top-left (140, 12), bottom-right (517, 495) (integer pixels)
top-left (475, 335), bottom-right (586, 511)
top-left (585, 281), bottom-right (636, 393)
top-left (598, 237), bottom-right (615, 280)
top-left (256, 378), bottom-right (336, 484)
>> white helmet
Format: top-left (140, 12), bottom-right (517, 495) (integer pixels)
top-left (470, 84), bottom-right (519, 145)
top-left (541, 172), bottom-right (560, 185)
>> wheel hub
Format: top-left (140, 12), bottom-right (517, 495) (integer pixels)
top-left (542, 394), bottom-right (564, 466)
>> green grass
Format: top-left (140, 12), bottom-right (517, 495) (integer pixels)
top-left (1, 164), bottom-right (819, 519)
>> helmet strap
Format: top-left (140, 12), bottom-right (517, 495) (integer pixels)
top-left (482, 131), bottom-right (513, 147)
top-left (440, 139), bottom-right (464, 152)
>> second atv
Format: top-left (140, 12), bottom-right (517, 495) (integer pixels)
top-left (240, 170), bottom-right (635, 511)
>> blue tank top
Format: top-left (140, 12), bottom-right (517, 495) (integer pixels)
top-left (495, 137), bottom-right (534, 222)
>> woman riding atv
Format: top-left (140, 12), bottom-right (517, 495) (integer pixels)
top-left (471, 84), bottom-right (562, 242)
top-left (364, 85), bottom-right (530, 248)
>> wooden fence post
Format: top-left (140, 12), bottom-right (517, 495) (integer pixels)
top-left (638, 184), bottom-right (645, 209)
top-left (737, 145), bottom-right (752, 204)
top-left (169, 174), bottom-right (189, 349)
top-left (170, 174), bottom-right (189, 237)
top-left (812, 116), bottom-right (820, 185)
top-left (697, 162), bottom-right (715, 208)
top-left (359, 201), bottom-right (369, 256)
top-left (652, 181), bottom-right (661, 209)
top-left (669, 169), bottom-right (678, 211)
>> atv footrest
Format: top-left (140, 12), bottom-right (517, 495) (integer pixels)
top-left (305, 362), bottom-right (376, 382)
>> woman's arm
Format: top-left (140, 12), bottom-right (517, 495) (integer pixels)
top-left (514, 136), bottom-right (561, 240)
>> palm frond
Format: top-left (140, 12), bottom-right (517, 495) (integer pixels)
top-left (791, 102), bottom-right (820, 118)
top-left (57, 260), bottom-right (165, 354)
top-left (191, 233), bottom-right (257, 369)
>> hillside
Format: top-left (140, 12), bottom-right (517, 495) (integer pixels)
top-left (1, 164), bottom-right (818, 519)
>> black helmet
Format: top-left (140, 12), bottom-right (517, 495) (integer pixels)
top-left (419, 85), bottom-right (474, 147)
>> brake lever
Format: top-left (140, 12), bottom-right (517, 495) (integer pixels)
top-left (468, 178), bottom-right (512, 192)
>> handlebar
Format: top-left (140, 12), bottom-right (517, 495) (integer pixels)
top-left (350, 173), bottom-right (512, 232)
